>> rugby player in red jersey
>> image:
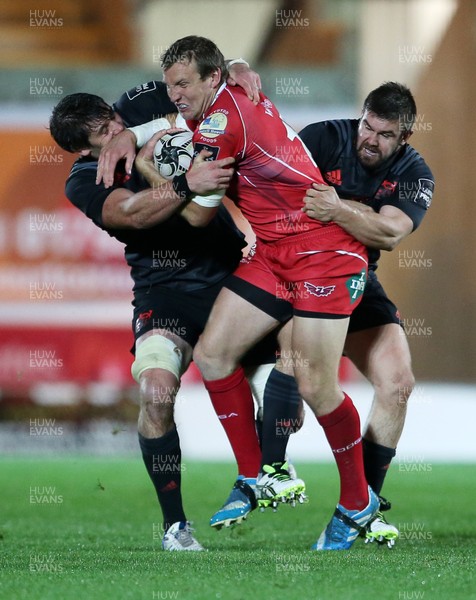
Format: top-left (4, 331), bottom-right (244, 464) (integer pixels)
top-left (161, 35), bottom-right (379, 551)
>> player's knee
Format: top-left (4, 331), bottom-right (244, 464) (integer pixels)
top-left (295, 378), bottom-right (322, 406)
top-left (193, 339), bottom-right (231, 379)
top-left (131, 334), bottom-right (184, 384)
top-left (191, 340), bottom-right (208, 372)
top-left (375, 366), bottom-right (415, 406)
top-left (395, 368), bottom-right (415, 406)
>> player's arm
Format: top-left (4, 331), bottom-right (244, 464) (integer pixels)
top-left (96, 115), bottom-right (176, 188)
top-left (101, 187), bottom-right (181, 229)
top-left (179, 190), bottom-right (224, 227)
top-left (302, 183), bottom-right (413, 251)
top-left (109, 130), bottom-right (231, 229)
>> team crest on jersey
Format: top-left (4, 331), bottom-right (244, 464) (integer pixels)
top-left (325, 170), bottom-right (342, 186)
top-left (346, 270), bottom-right (367, 304)
top-left (199, 112), bottom-right (228, 138)
top-left (114, 170), bottom-right (131, 186)
top-left (304, 282), bottom-right (335, 297)
top-left (375, 179), bottom-right (398, 199)
top-left (126, 81), bottom-right (157, 100)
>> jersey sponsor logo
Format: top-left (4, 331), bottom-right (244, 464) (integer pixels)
top-left (346, 270), bottom-right (367, 303)
top-left (193, 142), bottom-right (220, 161)
top-left (198, 112), bottom-right (228, 138)
top-left (126, 81), bottom-right (157, 100)
top-left (135, 309), bottom-right (153, 333)
top-left (325, 169), bottom-right (342, 186)
top-left (303, 282), bottom-right (335, 297)
top-left (414, 178), bottom-right (434, 209)
top-left (217, 412), bottom-right (238, 419)
top-left (375, 179), bottom-right (398, 199)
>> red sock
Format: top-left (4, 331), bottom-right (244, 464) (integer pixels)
top-left (203, 367), bottom-right (261, 478)
top-left (317, 393), bottom-right (368, 510)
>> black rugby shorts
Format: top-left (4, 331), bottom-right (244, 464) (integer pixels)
top-left (347, 270), bottom-right (401, 334)
top-left (131, 278), bottom-right (277, 366)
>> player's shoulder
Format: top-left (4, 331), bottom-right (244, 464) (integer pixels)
top-left (300, 119), bottom-right (356, 166)
top-left (113, 81), bottom-right (176, 127)
top-left (67, 156), bottom-right (97, 181)
top-left (222, 84), bottom-right (249, 105)
top-left (65, 156), bottom-right (98, 197)
top-left (300, 118), bottom-right (356, 141)
top-left (392, 144), bottom-right (434, 182)
top-left (222, 85), bottom-right (272, 117)
top-left (197, 85), bottom-right (247, 140)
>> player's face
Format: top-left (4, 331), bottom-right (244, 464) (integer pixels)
top-left (85, 113), bottom-right (125, 154)
top-left (356, 110), bottom-right (409, 169)
top-left (164, 59), bottom-right (221, 121)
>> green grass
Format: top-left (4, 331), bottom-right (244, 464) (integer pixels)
top-left (0, 459), bottom-right (474, 600)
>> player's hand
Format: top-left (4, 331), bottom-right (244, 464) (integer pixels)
top-left (186, 151), bottom-right (235, 195)
top-left (227, 63), bottom-right (261, 105)
top-left (96, 129), bottom-right (137, 188)
top-left (302, 183), bottom-right (342, 222)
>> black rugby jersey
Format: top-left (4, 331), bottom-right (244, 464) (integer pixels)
top-left (66, 81), bottom-right (246, 292)
top-left (299, 119), bottom-right (434, 269)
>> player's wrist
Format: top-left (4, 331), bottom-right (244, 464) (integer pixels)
top-left (173, 173), bottom-right (193, 202)
top-left (128, 118), bottom-right (171, 148)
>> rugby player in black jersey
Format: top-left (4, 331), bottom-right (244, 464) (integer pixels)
top-left (296, 82), bottom-right (434, 546)
top-left (48, 67), bottom-right (297, 551)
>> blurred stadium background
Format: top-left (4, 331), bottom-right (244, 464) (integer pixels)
top-left (0, 0), bottom-right (474, 461)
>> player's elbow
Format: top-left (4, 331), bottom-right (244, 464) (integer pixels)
top-left (381, 237), bottom-right (399, 252)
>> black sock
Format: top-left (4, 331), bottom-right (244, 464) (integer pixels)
top-left (362, 438), bottom-right (396, 496)
top-left (260, 369), bottom-right (301, 469)
top-left (138, 427), bottom-right (186, 531)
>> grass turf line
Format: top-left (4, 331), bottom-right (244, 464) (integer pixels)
top-left (0, 459), bottom-right (474, 600)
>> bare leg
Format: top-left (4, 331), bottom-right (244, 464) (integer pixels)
top-left (345, 323), bottom-right (414, 497)
top-left (345, 323), bottom-right (414, 448)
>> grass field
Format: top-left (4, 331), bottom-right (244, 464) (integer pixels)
top-left (1, 458), bottom-right (474, 600)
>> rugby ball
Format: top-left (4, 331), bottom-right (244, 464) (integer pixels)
top-left (153, 130), bottom-right (193, 180)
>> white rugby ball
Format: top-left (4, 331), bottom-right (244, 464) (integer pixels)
top-left (153, 130), bottom-right (193, 180)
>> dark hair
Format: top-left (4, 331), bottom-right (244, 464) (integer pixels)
top-left (49, 93), bottom-right (114, 152)
top-left (363, 82), bottom-right (417, 133)
top-left (161, 35), bottom-right (227, 83)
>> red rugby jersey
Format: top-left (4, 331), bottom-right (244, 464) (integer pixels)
top-left (189, 84), bottom-right (327, 242)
